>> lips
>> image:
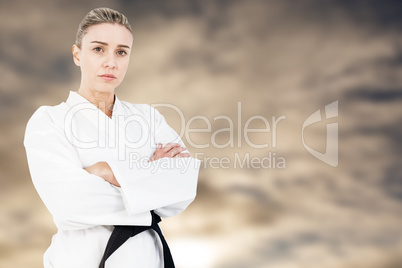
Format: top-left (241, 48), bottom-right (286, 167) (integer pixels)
top-left (99, 74), bottom-right (117, 81)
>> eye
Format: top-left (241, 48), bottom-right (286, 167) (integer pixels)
top-left (117, 50), bottom-right (127, 56)
top-left (93, 47), bottom-right (103, 53)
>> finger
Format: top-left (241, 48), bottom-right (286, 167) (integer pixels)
top-left (162, 143), bottom-right (184, 152)
top-left (169, 147), bottom-right (186, 157)
top-left (163, 142), bottom-right (182, 150)
top-left (153, 143), bottom-right (163, 150)
top-left (152, 143), bottom-right (164, 156)
top-left (176, 152), bottom-right (191, 158)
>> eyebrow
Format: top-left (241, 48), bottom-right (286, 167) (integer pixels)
top-left (90, 41), bottom-right (131, 49)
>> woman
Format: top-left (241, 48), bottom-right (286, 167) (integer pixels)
top-left (24, 7), bottom-right (200, 268)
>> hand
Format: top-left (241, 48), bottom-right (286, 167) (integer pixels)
top-left (84, 161), bottom-right (121, 187)
top-left (149, 143), bottom-right (191, 162)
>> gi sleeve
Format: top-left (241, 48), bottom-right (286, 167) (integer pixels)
top-left (106, 105), bottom-right (201, 218)
top-left (24, 107), bottom-right (151, 230)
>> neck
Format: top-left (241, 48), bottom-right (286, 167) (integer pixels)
top-left (77, 88), bottom-right (115, 118)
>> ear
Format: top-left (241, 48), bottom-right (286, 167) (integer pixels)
top-left (72, 45), bottom-right (81, 66)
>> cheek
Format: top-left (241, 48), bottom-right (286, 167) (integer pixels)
top-left (119, 59), bottom-right (130, 72)
top-left (80, 58), bottom-right (98, 75)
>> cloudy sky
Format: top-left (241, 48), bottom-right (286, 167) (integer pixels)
top-left (1, 0), bottom-right (402, 267)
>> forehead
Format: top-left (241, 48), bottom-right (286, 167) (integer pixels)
top-left (82, 23), bottom-right (133, 46)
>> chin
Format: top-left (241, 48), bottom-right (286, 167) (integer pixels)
top-left (96, 83), bottom-right (118, 94)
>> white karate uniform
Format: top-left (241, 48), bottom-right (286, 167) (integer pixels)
top-left (24, 91), bottom-right (200, 268)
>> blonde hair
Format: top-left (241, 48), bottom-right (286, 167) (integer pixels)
top-left (75, 7), bottom-right (132, 48)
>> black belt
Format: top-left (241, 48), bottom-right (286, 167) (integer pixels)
top-left (99, 211), bottom-right (175, 268)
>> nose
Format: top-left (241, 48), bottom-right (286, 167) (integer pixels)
top-left (103, 52), bottom-right (117, 69)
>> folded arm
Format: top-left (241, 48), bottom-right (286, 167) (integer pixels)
top-left (24, 108), bottom-right (150, 230)
top-left (87, 142), bottom-right (191, 187)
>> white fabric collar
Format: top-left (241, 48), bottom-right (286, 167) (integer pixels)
top-left (65, 91), bottom-right (124, 118)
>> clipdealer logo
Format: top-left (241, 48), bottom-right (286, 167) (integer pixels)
top-left (63, 100), bottom-right (339, 168)
top-left (302, 101), bottom-right (339, 167)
